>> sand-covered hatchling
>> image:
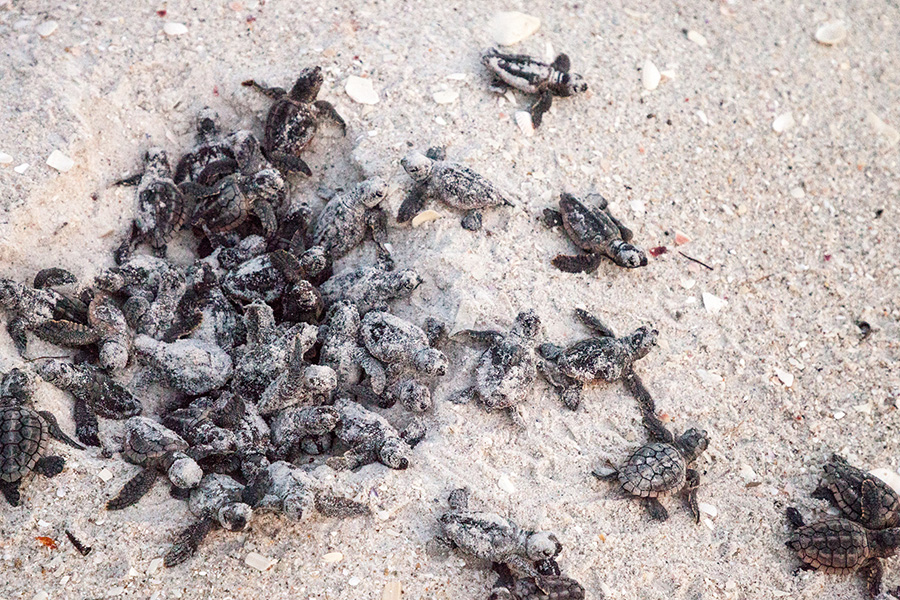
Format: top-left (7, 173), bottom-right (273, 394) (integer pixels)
top-left (811, 454), bottom-right (900, 530)
top-left (482, 48), bottom-right (588, 127)
top-left (452, 310), bottom-right (540, 417)
top-left (257, 331), bottom-right (337, 414)
top-left (593, 423), bottom-right (709, 522)
top-left (37, 359), bottom-right (143, 448)
top-left (326, 397), bottom-right (412, 471)
top-left (543, 192), bottom-right (648, 273)
top-left (360, 311), bottom-right (447, 379)
top-left (0, 375), bottom-right (84, 507)
top-left (436, 488), bottom-right (562, 578)
top-left (174, 108), bottom-right (237, 185)
top-left (312, 177), bottom-right (392, 263)
top-left (318, 263), bottom-right (422, 315)
top-left (106, 416), bottom-right (203, 510)
top-left (187, 168), bottom-right (287, 242)
top-left (113, 148), bottom-right (189, 265)
top-left (242, 66), bottom-right (346, 176)
top-left (222, 250), bottom-right (321, 312)
top-left (164, 473), bottom-right (254, 567)
top-left (538, 309), bottom-right (657, 410)
top-left (133, 335), bottom-right (233, 396)
top-left (489, 562), bottom-right (585, 600)
top-left (398, 147), bottom-right (514, 231)
top-left (786, 507), bottom-right (900, 598)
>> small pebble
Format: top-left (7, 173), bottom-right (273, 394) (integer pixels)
top-left (14, 163), bottom-right (30, 174)
top-left (46, 150), bottom-right (74, 172)
top-left (833, 410), bottom-right (845, 420)
top-left (37, 519), bottom-right (52, 528)
top-left (674, 230), bottom-right (691, 245)
top-left (696, 369), bottom-right (723, 385)
top-left (411, 210), bottom-right (441, 228)
top-left (382, 580), bottom-right (402, 600)
top-left (702, 292), bottom-right (726, 314)
top-left (107, 586), bottom-right (125, 596)
top-left (866, 111), bottom-right (900, 146)
top-left (0, 152), bottom-right (12, 164)
top-left (790, 187), bottom-right (805, 199)
top-left (445, 73), bottom-right (468, 81)
top-left (36, 21), bottom-right (58, 37)
top-left (147, 558), bottom-right (164, 575)
top-left (514, 111), bottom-right (534, 137)
top-left (56, 488), bottom-right (66, 498)
top-left (345, 76), bottom-right (379, 105)
top-left (245, 552), bottom-right (277, 571)
top-left (629, 200), bottom-right (645, 214)
top-left (163, 22), bottom-right (188, 36)
top-left (432, 90), bottom-right (458, 104)
top-left (323, 552), bottom-right (343, 563)
top-left (774, 368), bottom-right (794, 388)
top-left (701, 516), bottom-right (715, 530)
top-left (489, 11), bottom-right (540, 46)
top-left (772, 112), bottom-right (795, 133)
top-left (497, 474), bottom-right (516, 494)
top-left (815, 20), bottom-right (848, 45)
top-left (641, 59), bottom-right (661, 90)
top-left (698, 502), bottom-right (718, 518)
top-left (32, 593), bottom-right (49, 600)
top-left (348, 576), bottom-right (361, 586)
top-left (686, 30), bottom-right (708, 47)
top-left (739, 464), bottom-right (759, 482)
top-left (97, 468), bottom-right (113, 482)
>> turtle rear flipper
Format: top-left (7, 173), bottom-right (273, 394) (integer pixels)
top-left (0, 481), bottom-right (21, 507)
top-left (32, 320), bottom-right (101, 347)
top-left (858, 557), bottom-right (883, 598)
top-left (37, 410), bottom-right (84, 450)
top-left (643, 497), bottom-right (669, 521)
top-left (785, 507), bottom-right (806, 529)
top-left (164, 517), bottom-right (217, 567)
top-left (551, 253), bottom-right (603, 274)
top-left (107, 468), bottom-right (158, 510)
top-left (7, 318), bottom-right (28, 356)
top-left (34, 455), bottom-right (65, 477)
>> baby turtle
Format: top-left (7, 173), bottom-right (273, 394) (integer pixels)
top-left (786, 507), bottom-right (900, 598)
top-left (489, 562), bottom-right (585, 600)
top-left (173, 108), bottom-right (237, 185)
top-left (0, 399), bottom-right (83, 506)
top-left (106, 416), bottom-right (203, 510)
top-left (37, 359), bottom-right (143, 448)
top-left (269, 404), bottom-right (340, 462)
top-left (452, 310), bottom-right (540, 416)
top-left (257, 332), bottom-right (337, 414)
top-left (243, 460), bottom-right (370, 521)
top-left (398, 148), bottom-right (514, 231)
top-left (242, 66), bottom-right (346, 176)
top-left (482, 48), bottom-right (587, 127)
top-left (113, 148), bottom-right (188, 265)
top-left (593, 425), bottom-right (709, 522)
top-left (164, 473), bottom-right (254, 567)
top-left (312, 177), bottom-right (391, 263)
top-left (437, 488), bottom-right (562, 578)
top-left (0, 273), bottom-right (87, 356)
top-left (538, 309), bottom-right (657, 410)
top-left (187, 168), bottom-right (287, 242)
top-left (318, 263), bottom-right (422, 315)
top-left (134, 335), bottom-right (233, 396)
top-left (360, 311), bottom-right (448, 379)
top-left (544, 192), bottom-right (647, 273)
top-left (222, 250), bottom-right (320, 307)
top-left (326, 397), bottom-right (412, 471)
top-left (811, 454), bottom-right (900, 530)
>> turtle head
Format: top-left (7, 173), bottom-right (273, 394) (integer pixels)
top-left (627, 326), bottom-right (658, 360)
top-left (401, 151), bottom-right (434, 182)
top-left (512, 309), bottom-right (541, 340)
top-left (397, 379), bottom-right (432, 412)
top-left (303, 364), bottom-right (338, 396)
top-left (0, 367), bottom-right (38, 404)
top-left (561, 72), bottom-right (588, 96)
top-left (359, 177), bottom-right (389, 207)
top-left (248, 168), bottom-right (286, 203)
top-left (143, 147), bottom-right (170, 173)
top-left (611, 241), bottom-right (648, 269)
top-left (413, 348), bottom-right (447, 376)
top-left (390, 269), bottom-right (424, 296)
top-left (290, 66), bottom-right (324, 103)
top-left (676, 428), bottom-right (709, 462)
top-left (99, 341), bottom-right (129, 373)
top-left (871, 528), bottom-right (900, 556)
top-left (196, 107), bottom-right (219, 138)
top-left (525, 531), bottom-right (562, 561)
top-left (0, 278), bottom-right (19, 309)
top-left (218, 502), bottom-right (253, 531)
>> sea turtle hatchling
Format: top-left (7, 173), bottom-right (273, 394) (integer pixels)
top-left (164, 473), bottom-right (254, 567)
top-left (437, 488), bottom-right (563, 579)
top-left (312, 177), bottom-right (392, 263)
top-left (0, 395), bottom-right (83, 507)
top-left (133, 335), bottom-right (233, 396)
top-left (452, 310), bottom-right (541, 417)
top-left (593, 425), bottom-right (709, 522)
top-left (543, 192), bottom-right (648, 273)
top-left (326, 397), bottom-right (412, 471)
top-left (113, 148), bottom-right (188, 265)
top-left (786, 507), bottom-right (900, 598)
top-left (106, 416), bottom-right (203, 510)
top-left (242, 66), bottom-right (346, 176)
top-left (398, 147), bottom-right (515, 231)
top-left (489, 562), bottom-right (585, 600)
top-left (482, 48), bottom-right (588, 127)
top-left (173, 108), bottom-right (237, 185)
top-left (318, 262), bottom-right (422, 315)
top-left (538, 309), bottom-right (657, 410)
top-left (811, 454), bottom-right (900, 530)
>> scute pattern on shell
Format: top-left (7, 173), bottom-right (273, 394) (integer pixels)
top-left (0, 406), bottom-right (47, 482)
top-left (788, 518), bottom-right (871, 572)
top-left (619, 442), bottom-right (686, 497)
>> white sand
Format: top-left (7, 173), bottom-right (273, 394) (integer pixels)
top-left (1, 1), bottom-right (899, 599)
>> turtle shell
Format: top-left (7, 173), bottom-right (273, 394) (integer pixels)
top-left (787, 518), bottom-right (871, 572)
top-left (618, 442), bottom-right (686, 497)
top-left (264, 99), bottom-right (317, 157)
top-left (0, 406), bottom-right (48, 483)
top-left (122, 417), bottom-right (188, 467)
top-left (475, 341), bottom-right (536, 411)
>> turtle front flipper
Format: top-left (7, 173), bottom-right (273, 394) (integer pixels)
top-left (34, 455), bottom-right (65, 477)
top-left (551, 253), bottom-right (603, 273)
top-left (107, 468), bottom-right (158, 510)
top-left (573, 309), bottom-right (615, 337)
top-left (542, 207), bottom-right (564, 228)
top-left (550, 53), bottom-right (571, 73)
top-left (7, 318), bottom-right (28, 356)
top-left (164, 517), bottom-right (217, 568)
top-left (785, 506), bottom-right (806, 529)
top-left (252, 199), bottom-right (278, 239)
top-left (37, 410), bottom-right (84, 450)
top-left (461, 210), bottom-right (482, 231)
top-left (114, 224), bottom-right (142, 265)
top-left (33, 268), bottom-right (77, 290)
top-left (269, 151), bottom-right (312, 177)
top-left (241, 79), bottom-right (286, 100)
top-left (32, 320), bottom-right (101, 347)
top-left (397, 183), bottom-right (428, 224)
top-left (858, 557), bottom-right (883, 598)
top-left (0, 480), bottom-right (21, 506)
top-left (683, 468), bottom-right (701, 523)
top-left (530, 89), bottom-right (554, 128)
top-left (73, 397), bottom-right (101, 447)
top-left (643, 497), bottom-right (669, 521)
top-left (313, 100), bottom-right (347, 134)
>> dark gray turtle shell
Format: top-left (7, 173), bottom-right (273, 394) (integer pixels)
top-left (1, 406), bottom-right (48, 483)
top-left (122, 417), bottom-right (188, 467)
top-left (619, 442), bottom-right (686, 497)
top-left (787, 518), bottom-right (871, 572)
